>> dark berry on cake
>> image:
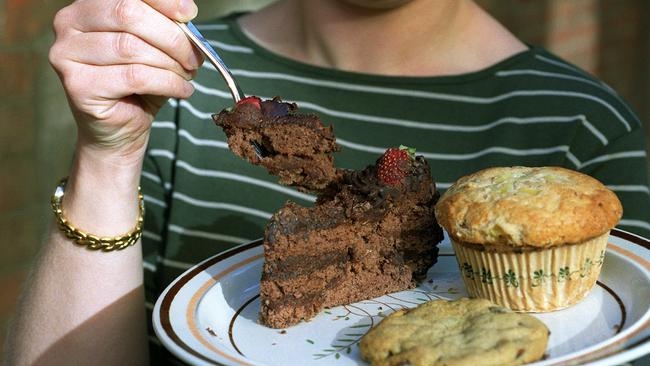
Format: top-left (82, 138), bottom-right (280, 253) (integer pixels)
top-left (213, 96), bottom-right (340, 191)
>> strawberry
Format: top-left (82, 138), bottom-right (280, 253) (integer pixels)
top-left (377, 145), bottom-right (416, 186)
top-left (236, 96), bottom-right (262, 109)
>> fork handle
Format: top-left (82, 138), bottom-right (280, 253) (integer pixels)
top-left (176, 21), bottom-right (246, 103)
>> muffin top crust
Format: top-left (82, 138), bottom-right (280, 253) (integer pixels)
top-left (435, 166), bottom-right (622, 247)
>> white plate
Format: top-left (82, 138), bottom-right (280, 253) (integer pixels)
top-left (153, 229), bottom-right (650, 366)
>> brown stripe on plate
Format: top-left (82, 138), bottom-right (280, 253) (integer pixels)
top-left (228, 295), bottom-right (260, 356)
top-left (612, 228), bottom-right (650, 250)
top-left (159, 239), bottom-right (262, 366)
top-left (597, 280), bottom-right (627, 334)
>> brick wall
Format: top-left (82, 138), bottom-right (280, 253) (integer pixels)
top-left (1, 0), bottom-right (648, 359)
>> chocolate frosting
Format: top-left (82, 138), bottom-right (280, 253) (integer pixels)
top-left (329, 156), bottom-right (435, 208)
top-left (260, 97), bottom-right (296, 117)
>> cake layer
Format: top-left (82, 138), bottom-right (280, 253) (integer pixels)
top-left (262, 250), bottom-right (407, 297)
top-left (265, 198), bottom-right (439, 260)
top-left (262, 251), bottom-right (350, 280)
top-left (260, 260), bottom-right (413, 328)
top-left (262, 246), bottom-right (436, 279)
top-left (262, 154), bottom-right (338, 191)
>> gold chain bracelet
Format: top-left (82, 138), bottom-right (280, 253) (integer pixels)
top-left (51, 177), bottom-right (144, 251)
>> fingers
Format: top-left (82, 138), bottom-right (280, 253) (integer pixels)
top-left (68, 0), bottom-right (200, 71)
top-left (141, 0), bottom-right (198, 22)
top-left (57, 32), bottom-right (194, 80)
top-left (104, 63), bottom-right (195, 100)
top-left (61, 63), bottom-right (194, 104)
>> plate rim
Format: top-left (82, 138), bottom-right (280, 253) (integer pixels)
top-left (153, 228), bottom-right (650, 366)
top-left (153, 240), bottom-right (262, 366)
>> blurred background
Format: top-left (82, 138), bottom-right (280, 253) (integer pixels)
top-left (1, 0), bottom-right (649, 361)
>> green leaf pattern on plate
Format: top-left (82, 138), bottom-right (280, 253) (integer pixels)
top-left (309, 284), bottom-right (461, 361)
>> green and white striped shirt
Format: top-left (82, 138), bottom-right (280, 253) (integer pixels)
top-left (142, 14), bottom-right (650, 357)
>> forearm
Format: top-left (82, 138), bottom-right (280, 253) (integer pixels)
top-left (6, 146), bottom-right (149, 366)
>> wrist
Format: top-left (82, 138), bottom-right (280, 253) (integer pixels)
top-left (60, 140), bottom-right (148, 237)
top-left (75, 131), bottom-right (150, 169)
top-left (71, 144), bottom-right (145, 191)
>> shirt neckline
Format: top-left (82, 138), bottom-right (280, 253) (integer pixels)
top-left (225, 13), bottom-right (540, 85)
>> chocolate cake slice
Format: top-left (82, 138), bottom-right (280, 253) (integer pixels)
top-left (213, 96), bottom-right (340, 191)
top-left (259, 152), bottom-right (443, 328)
top-left (213, 98), bottom-right (443, 328)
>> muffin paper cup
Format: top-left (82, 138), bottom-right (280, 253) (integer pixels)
top-left (451, 232), bottom-right (609, 312)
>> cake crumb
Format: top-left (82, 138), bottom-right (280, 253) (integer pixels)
top-left (279, 330), bottom-right (287, 334)
top-left (206, 327), bottom-right (217, 337)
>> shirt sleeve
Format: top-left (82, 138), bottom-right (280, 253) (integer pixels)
top-left (578, 124), bottom-right (650, 238)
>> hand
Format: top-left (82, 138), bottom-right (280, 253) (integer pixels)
top-left (49, 0), bottom-right (203, 160)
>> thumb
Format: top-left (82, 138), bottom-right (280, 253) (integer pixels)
top-left (142, 0), bottom-right (198, 23)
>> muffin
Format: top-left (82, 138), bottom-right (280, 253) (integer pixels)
top-left (435, 166), bottom-right (622, 312)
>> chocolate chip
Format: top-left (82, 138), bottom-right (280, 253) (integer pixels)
top-left (488, 306), bottom-right (508, 313)
top-left (516, 349), bottom-right (525, 358)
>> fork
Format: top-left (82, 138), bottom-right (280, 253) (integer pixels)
top-left (176, 21), bottom-right (267, 158)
